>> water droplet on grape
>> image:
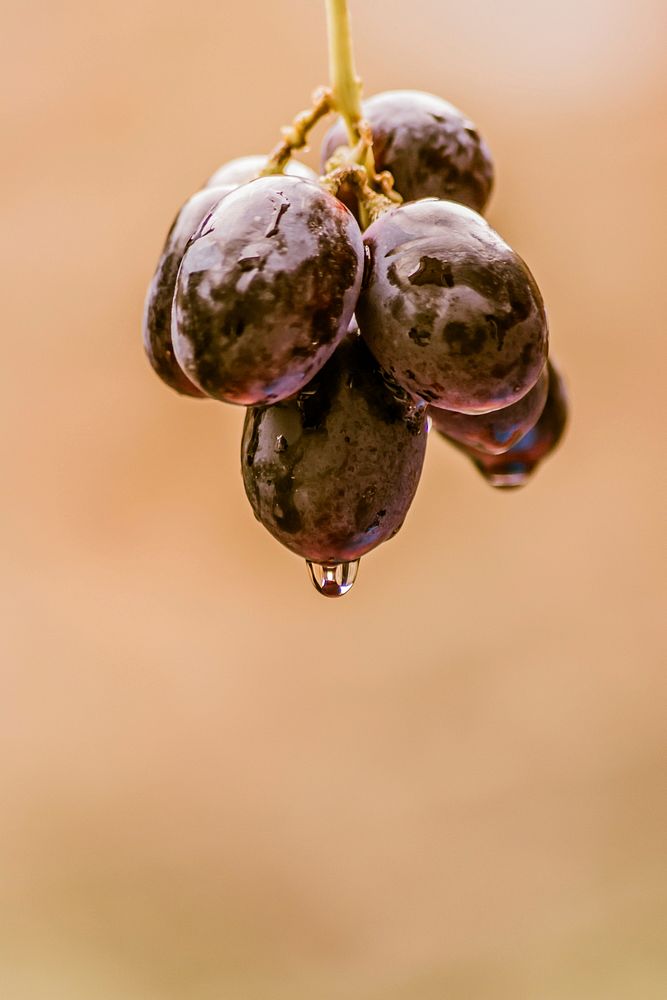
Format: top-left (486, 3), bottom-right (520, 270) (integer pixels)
top-left (481, 465), bottom-right (530, 489)
top-left (306, 559), bottom-right (360, 598)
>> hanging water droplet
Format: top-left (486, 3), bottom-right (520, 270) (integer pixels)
top-left (479, 462), bottom-right (530, 489)
top-left (486, 472), bottom-right (528, 488)
top-left (306, 559), bottom-right (360, 598)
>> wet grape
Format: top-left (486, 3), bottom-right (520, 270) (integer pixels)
top-left (143, 185), bottom-right (234, 396)
top-left (467, 360), bottom-right (568, 487)
top-left (241, 333), bottom-right (428, 562)
top-left (321, 90), bottom-right (494, 212)
top-left (172, 176), bottom-right (365, 405)
top-left (144, 36), bottom-right (567, 595)
top-left (429, 364), bottom-right (549, 454)
top-left (205, 155), bottom-right (316, 190)
top-left (356, 199), bottom-right (548, 413)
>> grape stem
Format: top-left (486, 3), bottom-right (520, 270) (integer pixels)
top-left (320, 165), bottom-right (396, 225)
top-left (262, 88), bottom-right (333, 176)
top-left (262, 0), bottom-right (400, 228)
top-left (325, 0), bottom-right (363, 148)
top-left (324, 1), bottom-right (401, 211)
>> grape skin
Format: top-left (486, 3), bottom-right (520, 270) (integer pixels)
top-left (428, 364), bottom-right (549, 455)
top-left (468, 361), bottom-right (568, 486)
top-left (321, 90), bottom-right (494, 212)
top-left (356, 199), bottom-right (548, 413)
top-left (205, 155), bottom-right (316, 190)
top-left (143, 185), bottom-right (234, 396)
top-left (144, 158), bottom-right (313, 397)
top-left (172, 176), bottom-right (365, 405)
top-left (241, 334), bottom-right (428, 562)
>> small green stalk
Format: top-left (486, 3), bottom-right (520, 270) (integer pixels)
top-left (325, 0), bottom-right (363, 147)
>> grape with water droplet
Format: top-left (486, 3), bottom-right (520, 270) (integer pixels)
top-left (173, 175), bottom-right (365, 405)
top-left (241, 334), bottom-right (427, 577)
top-left (356, 199), bottom-right (548, 413)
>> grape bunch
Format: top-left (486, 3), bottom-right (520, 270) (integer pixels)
top-left (143, 6), bottom-right (567, 598)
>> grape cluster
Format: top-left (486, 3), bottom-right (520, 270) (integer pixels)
top-left (144, 88), bottom-right (567, 597)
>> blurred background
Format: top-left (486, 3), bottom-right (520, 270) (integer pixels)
top-left (1, 1), bottom-right (666, 997)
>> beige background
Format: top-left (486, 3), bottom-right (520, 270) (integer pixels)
top-left (1, 1), bottom-right (666, 997)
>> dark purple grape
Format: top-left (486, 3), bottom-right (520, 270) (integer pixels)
top-left (143, 185), bottom-right (234, 396)
top-left (173, 176), bottom-right (365, 405)
top-left (241, 334), bottom-right (428, 563)
top-left (356, 199), bottom-right (548, 413)
top-left (205, 155), bottom-right (316, 189)
top-left (321, 90), bottom-right (494, 212)
top-left (466, 360), bottom-right (568, 487)
top-left (429, 364), bottom-right (549, 454)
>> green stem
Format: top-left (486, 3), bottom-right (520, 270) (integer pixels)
top-left (325, 0), bottom-right (363, 147)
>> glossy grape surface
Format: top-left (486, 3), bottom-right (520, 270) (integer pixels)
top-left (241, 334), bottom-right (428, 562)
top-left (173, 176), bottom-right (365, 404)
top-left (143, 185), bottom-right (234, 396)
top-left (321, 90), bottom-right (494, 212)
top-left (205, 155), bottom-right (316, 190)
top-left (470, 361), bottom-right (568, 486)
top-left (356, 199), bottom-right (548, 413)
top-left (429, 364), bottom-right (549, 454)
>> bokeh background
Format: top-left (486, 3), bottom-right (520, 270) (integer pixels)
top-left (2, 1), bottom-right (666, 997)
